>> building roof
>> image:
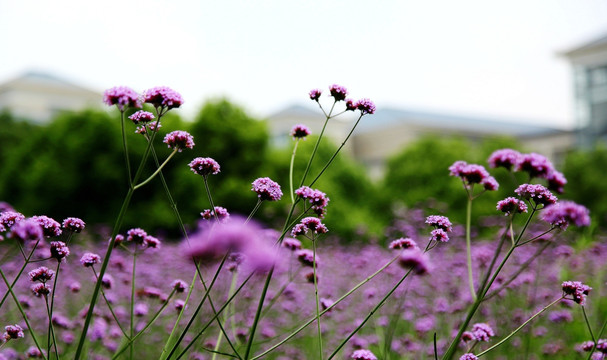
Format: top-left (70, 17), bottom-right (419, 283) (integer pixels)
top-left (0, 71), bottom-right (100, 97)
top-left (561, 31), bottom-right (607, 57)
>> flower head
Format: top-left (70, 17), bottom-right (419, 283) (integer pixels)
top-left (356, 98), bottom-right (376, 115)
top-left (449, 161), bottom-right (498, 190)
top-left (351, 349), bottom-right (377, 360)
top-left (9, 218), bottom-right (43, 242)
top-left (189, 157), bottom-right (220, 177)
top-left (295, 186), bottom-right (330, 218)
top-left (309, 89), bottom-right (322, 101)
top-left (488, 149), bottom-right (521, 170)
top-left (300, 217), bottom-right (328, 234)
top-left (143, 235), bottom-right (161, 249)
top-left (0, 211), bottom-right (25, 231)
top-left (541, 201), bottom-right (590, 230)
top-left (296, 249), bottom-right (318, 267)
top-left (143, 86), bottom-right (183, 110)
top-left (430, 228), bottom-right (449, 243)
top-left (200, 206), bottom-right (230, 222)
top-left (103, 86), bottom-right (141, 110)
top-left (471, 323), bottom-right (495, 341)
top-left (32, 215), bottom-right (62, 238)
top-left (4, 324), bottom-right (24, 340)
top-left (515, 184), bottom-right (558, 207)
top-left (49, 241), bottom-right (70, 262)
top-left (290, 124), bottom-right (311, 139)
top-left (80, 252), bottom-right (101, 267)
top-left (29, 267), bottom-right (54, 282)
top-left (62, 217), bottom-right (85, 233)
top-left (127, 228), bottom-right (148, 244)
top-left (459, 354), bottom-right (478, 360)
top-left (135, 122), bottom-right (162, 134)
top-left (398, 248), bottom-right (430, 275)
top-left (163, 131), bottom-right (195, 152)
top-left (129, 110), bottom-right (155, 125)
top-left (31, 283), bottom-right (51, 297)
top-left (515, 153), bottom-right (554, 179)
top-left (546, 170), bottom-right (567, 194)
top-left (425, 215), bottom-right (452, 232)
top-left (389, 237), bottom-right (418, 250)
top-left (251, 177), bottom-right (283, 201)
top-left (496, 197), bottom-right (528, 216)
top-left (282, 238), bottom-right (302, 251)
top-left (562, 281), bottom-right (592, 305)
top-left (171, 280), bottom-right (188, 293)
top-left (329, 84), bottom-right (348, 101)
top-left (345, 99), bottom-right (357, 111)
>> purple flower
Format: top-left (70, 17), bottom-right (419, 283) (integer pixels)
top-left (425, 215), bottom-right (452, 232)
top-left (189, 157), bottom-right (220, 177)
top-left (329, 84), bottom-right (348, 101)
top-left (49, 241), bottom-right (70, 262)
top-left (135, 122), bottom-right (162, 134)
top-left (290, 124), bottom-right (311, 139)
top-left (171, 280), bottom-right (188, 293)
top-left (201, 206), bottom-right (230, 222)
top-left (459, 354), bottom-right (478, 360)
top-left (541, 201), bottom-right (590, 230)
top-left (8, 218), bottom-right (43, 242)
top-left (300, 217), bottom-right (328, 234)
top-left (62, 217), bottom-right (85, 233)
top-left (28, 266), bottom-right (54, 282)
top-left (32, 215), bottom-right (62, 238)
top-left (128, 110), bottom-right (155, 125)
top-left (346, 99), bottom-right (358, 111)
top-left (296, 249), bottom-right (318, 267)
top-left (351, 349), bottom-right (377, 360)
top-left (251, 177), bottom-right (283, 201)
top-left (356, 98), bottom-right (376, 115)
top-left (546, 170), bottom-right (567, 194)
top-left (295, 186), bottom-right (330, 218)
top-left (143, 235), bottom-right (161, 249)
top-left (103, 86), bottom-right (141, 111)
top-left (164, 130), bottom-right (195, 152)
top-left (488, 149), bottom-right (521, 170)
top-left (430, 228), bottom-right (449, 243)
top-left (472, 323), bottom-right (495, 341)
top-left (398, 248), bottom-right (430, 275)
top-left (481, 176), bottom-right (499, 191)
top-left (143, 86), bottom-right (184, 110)
top-left (449, 161), bottom-right (498, 190)
top-left (282, 238), bottom-right (302, 251)
top-left (291, 223), bottom-right (307, 237)
top-left (309, 89), bottom-right (322, 101)
top-left (0, 211), bottom-right (25, 231)
top-left (496, 197), bottom-right (528, 215)
top-left (515, 152), bottom-right (554, 179)
top-left (80, 252), bottom-right (101, 267)
top-left (515, 184), bottom-right (558, 207)
top-left (101, 274), bottom-right (113, 289)
top-left (562, 281), bottom-right (592, 305)
top-left (4, 325), bottom-right (24, 340)
top-left (31, 283), bottom-right (51, 297)
top-left (127, 228), bottom-right (148, 244)
top-left (389, 237), bottom-right (418, 250)
top-left (134, 303), bottom-right (148, 317)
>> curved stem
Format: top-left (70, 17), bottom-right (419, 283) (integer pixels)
top-left (133, 149), bottom-right (178, 190)
top-left (465, 196), bottom-right (476, 301)
top-left (582, 306), bottom-right (596, 343)
top-left (289, 140), bottom-right (300, 203)
top-left (299, 114), bottom-right (330, 188)
top-left (0, 239), bottom-right (40, 309)
top-left (246, 199), bottom-right (263, 224)
top-left (312, 240), bottom-right (323, 360)
top-left (477, 296), bottom-right (563, 357)
top-left (91, 268), bottom-right (130, 338)
top-left (48, 262), bottom-right (62, 358)
top-left (586, 317), bottom-right (607, 360)
top-left (120, 110), bottom-right (133, 186)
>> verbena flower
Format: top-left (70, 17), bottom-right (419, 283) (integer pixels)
top-left (189, 157), bottom-right (220, 177)
top-left (291, 223), bottom-right (307, 237)
top-left (4, 324), bottom-right (24, 340)
top-left (459, 354), bottom-right (478, 360)
top-left (351, 349), bottom-right (377, 360)
top-left (357, 98), bottom-right (376, 115)
top-left (488, 148), bottom-right (521, 170)
top-left (135, 122), bottom-right (162, 134)
top-left (562, 281), bottom-right (592, 305)
top-left (32, 215), bottom-right (62, 238)
top-left (497, 197), bottom-right (528, 215)
top-left (398, 248), bottom-right (430, 275)
top-left (290, 124), bottom-right (311, 139)
top-left (200, 206), bottom-right (230, 222)
top-left (31, 283), bottom-right (51, 297)
top-left (251, 177), bottom-right (283, 201)
top-left (295, 186), bottom-right (330, 218)
top-left (449, 161), bottom-right (498, 190)
top-left (471, 323), bottom-right (495, 341)
top-left (515, 152), bottom-right (554, 179)
top-left (171, 280), bottom-right (188, 293)
top-left (80, 252), bottom-right (101, 267)
top-left (128, 110), bottom-right (155, 125)
top-left (515, 184), bottom-right (558, 207)
top-left (300, 217), bottom-right (328, 234)
top-left (143, 235), bottom-right (161, 249)
top-left (143, 86), bottom-right (183, 110)
top-left (163, 131), bottom-right (195, 152)
top-left (346, 99), bottom-right (357, 111)
top-left (329, 84), bottom-right (348, 101)
top-left (282, 238), bottom-right (302, 251)
top-left (127, 228), bottom-right (148, 244)
top-left (9, 218), bottom-right (43, 242)
top-left (0, 211), bottom-right (25, 231)
top-left (28, 267), bottom-right (54, 282)
top-left (546, 170), bottom-right (567, 194)
top-left (425, 215), bottom-right (452, 232)
top-left (430, 228), bottom-right (449, 242)
top-left (62, 217), bottom-right (85, 233)
top-left (389, 237), bottom-right (418, 250)
top-left (296, 249), bottom-right (318, 267)
top-left (309, 89), bottom-right (322, 101)
top-left (103, 86), bottom-right (141, 111)
top-left (541, 201), bottom-right (590, 230)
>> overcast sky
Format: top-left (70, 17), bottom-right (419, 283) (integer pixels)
top-left (1, 0), bottom-right (607, 128)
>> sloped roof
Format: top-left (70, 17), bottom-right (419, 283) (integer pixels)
top-left (0, 71), bottom-right (100, 96)
top-left (562, 31), bottom-right (607, 57)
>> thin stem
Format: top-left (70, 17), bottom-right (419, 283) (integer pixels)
top-left (203, 176), bottom-right (219, 221)
top-left (0, 239), bottom-right (40, 309)
top-left (434, 333), bottom-right (439, 360)
top-left (212, 271), bottom-right (239, 360)
top-left (298, 112), bottom-right (331, 188)
top-left (44, 294), bottom-right (59, 359)
top-left (312, 240), bottom-right (323, 360)
top-left (289, 140), bottom-right (300, 203)
top-left (0, 269), bottom-right (47, 360)
top-left (582, 306), bottom-right (596, 343)
top-left (476, 296), bottom-right (564, 357)
top-left (246, 199), bottom-right (263, 224)
top-left (120, 110), bottom-right (133, 186)
top-left (48, 262), bottom-right (62, 359)
top-left (465, 196), bottom-right (476, 301)
top-left (133, 149), bottom-right (178, 190)
top-left (586, 317), bottom-right (607, 360)
top-left (327, 268), bottom-right (414, 359)
top-left (516, 227), bottom-right (556, 247)
top-left (91, 268), bottom-right (130, 338)
top-left (244, 267), bottom-right (274, 359)
top-left (251, 254), bottom-right (400, 360)
top-left (129, 252), bottom-right (137, 359)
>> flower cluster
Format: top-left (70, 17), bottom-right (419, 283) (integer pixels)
top-left (496, 197), bottom-right (528, 216)
top-left (28, 267), bottom-right (54, 283)
top-left (488, 148), bottom-right (520, 170)
top-left (541, 200), bottom-right (591, 230)
top-left (296, 249), bottom-right (318, 267)
top-left (471, 322), bottom-right (495, 341)
top-left (62, 217), bottom-right (85, 233)
top-left (128, 110), bottom-right (155, 125)
top-left (163, 131), bottom-right (195, 152)
top-left (103, 86), bottom-right (141, 110)
top-left (290, 124), bottom-right (311, 139)
top-left (514, 184), bottom-right (558, 207)
top-left (135, 122), bottom-right (162, 135)
top-left (251, 177), bottom-right (283, 201)
top-left (398, 248), bottom-right (430, 275)
top-left (449, 161), bottom-right (499, 191)
top-left (32, 215), bottom-right (62, 238)
top-left (426, 215), bottom-right (452, 243)
top-left (562, 281), bottom-right (592, 305)
top-left (459, 354), bottom-right (478, 360)
top-left (189, 157), bottom-right (220, 177)
top-left (80, 252), bottom-right (101, 267)
top-left (389, 237), bottom-right (418, 250)
top-left (143, 86), bottom-right (183, 110)
top-left (351, 349), bottom-right (377, 360)
top-left (309, 89), bottom-right (322, 101)
top-left (200, 206), bottom-right (230, 222)
top-left (0, 211), bottom-right (25, 231)
top-left (3, 324), bottom-right (24, 341)
top-left (295, 186), bottom-right (330, 217)
top-left (329, 84), bottom-right (348, 101)
top-left (291, 217), bottom-right (328, 237)
top-left (50, 241), bottom-right (70, 262)
top-left (9, 218), bottom-right (43, 242)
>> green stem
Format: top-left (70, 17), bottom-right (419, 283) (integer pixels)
top-left (48, 262), bottom-right (62, 359)
top-left (298, 112), bottom-right (331, 188)
top-left (582, 306), bottom-right (596, 343)
top-left (289, 140), bottom-right (300, 203)
top-left (0, 239), bottom-right (40, 309)
top-left (120, 110), bottom-right (132, 186)
top-left (312, 240), bottom-right (323, 360)
top-left (212, 271), bottom-right (239, 360)
top-left (586, 317), bottom-right (607, 360)
top-left (465, 196), bottom-right (476, 301)
top-left (477, 296), bottom-right (563, 357)
top-left (91, 268), bottom-right (130, 338)
top-left (327, 268), bottom-right (414, 359)
top-left (45, 294), bottom-right (59, 360)
top-left (203, 176), bottom-right (219, 221)
top-left (129, 252), bottom-right (137, 359)
top-left (250, 254), bottom-right (400, 360)
top-left (244, 267), bottom-right (274, 359)
top-left (0, 269), bottom-right (47, 360)
top-left (133, 149), bottom-right (178, 190)
top-left (246, 199), bottom-right (263, 224)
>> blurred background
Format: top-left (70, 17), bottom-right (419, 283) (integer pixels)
top-left (1, 0), bottom-right (607, 241)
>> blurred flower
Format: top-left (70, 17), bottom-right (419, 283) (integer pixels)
top-left (346, 99), bottom-right (357, 111)
top-left (290, 124), bottom-right (311, 139)
top-left (171, 280), bottom-right (188, 293)
top-left (28, 267), bottom-right (54, 282)
top-left (164, 131), bottom-right (194, 152)
top-left (497, 197), bottom-right (528, 215)
top-left (62, 217), bottom-right (85, 233)
top-left (309, 89), bottom-right (322, 101)
top-left (562, 281), bottom-right (592, 305)
top-left (459, 354), bottom-right (478, 360)
top-left (31, 283), bottom-right (51, 297)
top-left (296, 249), bottom-right (318, 267)
top-left (143, 86), bottom-right (183, 110)
top-left (282, 238), bottom-right (302, 251)
top-left (128, 110), bottom-right (155, 125)
top-left (103, 86), bottom-right (141, 110)
top-left (398, 248), bottom-right (430, 275)
top-left (201, 206), bottom-right (230, 222)
top-left (471, 323), bottom-right (495, 341)
top-left (329, 84), bottom-right (348, 101)
top-left (3, 324), bottom-right (24, 340)
top-left (0, 211), bottom-right (25, 231)
top-left (546, 170), bottom-right (567, 194)
top-left (389, 237), bottom-right (418, 250)
top-left (80, 253), bottom-right (101, 267)
top-left (351, 349), bottom-right (377, 360)
top-left (251, 177), bottom-right (283, 201)
top-left (515, 153), bottom-right (554, 179)
top-left (127, 228), bottom-right (148, 244)
top-left (488, 148), bottom-right (521, 170)
top-left (143, 235), bottom-right (161, 249)
top-left (9, 218), bottom-right (43, 242)
top-left (515, 184), bottom-right (557, 207)
top-left (135, 122), bottom-right (162, 134)
top-left (32, 215), bottom-right (62, 238)
top-left (541, 201), bottom-right (590, 230)
top-left (189, 157), bottom-right (220, 177)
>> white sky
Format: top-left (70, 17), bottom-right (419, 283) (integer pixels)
top-left (1, 0), bottom-right (607, 128)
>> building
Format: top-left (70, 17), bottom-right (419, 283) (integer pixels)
top-left (562, 31), bottom-right (607, 147)
top-left (0, 71), bottom-right (101, 123)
